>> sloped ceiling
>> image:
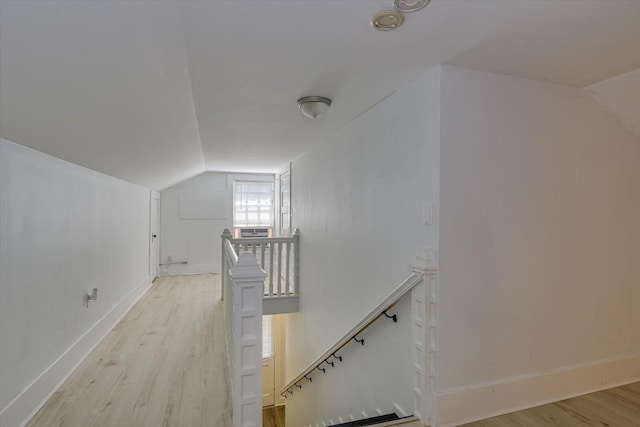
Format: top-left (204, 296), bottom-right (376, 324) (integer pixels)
top-left (1, 0), bottom-right (639, 190)
top-left (587, 69), bottom-right (640, 140)
top-left (0, 1), bottom-right (205, 190)
top-left (445, 0), bottom-right (640, 87)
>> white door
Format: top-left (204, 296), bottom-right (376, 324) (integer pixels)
top-left (149, 195), bottom-right (159, 277)
top-left (278, 165), bottom-right (291, 237)
top-left (274, 314), bottom-right (287, 406)
top-left (262, 316), bottom-right (275, 407)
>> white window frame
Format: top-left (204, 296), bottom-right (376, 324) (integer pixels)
top-left (233, 180), bottom-right (274, 228)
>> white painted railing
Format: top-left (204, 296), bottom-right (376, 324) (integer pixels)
top-left (222, 242), bottom-right (266, 427)
top-left (220, 229), bottom-right (302, 425)
top-left (222, 228), bottom-right (300, 314)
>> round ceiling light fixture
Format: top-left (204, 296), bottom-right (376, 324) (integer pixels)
top-left (297, 96), bottom-right (332, 119)
top-left (394, 0), bottom-right (430, 13)
top-left (371, 10), bottom-right (404, 31)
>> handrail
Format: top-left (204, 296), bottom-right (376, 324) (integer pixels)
top-left (229, 236), bottom-right (297, 244)
top-left (221, 233), bottom-right (238, 302)
top-left (281, 268), bottom-right (437, 395)
top-left (223, 239), bottom-right (238, 266)
top-left (222, 228), bottom-right (300, 299)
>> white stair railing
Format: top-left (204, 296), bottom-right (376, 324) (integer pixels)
top-left (222, 240), bottom-right (266, 427)
top-left (221, 228), bottom-right (300, 299)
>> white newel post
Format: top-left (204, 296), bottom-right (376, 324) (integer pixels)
top-left (410, 249), bottom-right (439, 427)
top-left (230, 252), bottom-right (266, 427)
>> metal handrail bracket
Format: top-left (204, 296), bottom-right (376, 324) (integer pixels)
top-left (280, 268), bottom-right (436, 394)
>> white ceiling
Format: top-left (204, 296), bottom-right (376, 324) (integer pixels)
top-left (1, 0), bottom-right (639, 190)
top-left (587, 69), bottom-right (640, 140)
top-left (446, 0), bottom-right (640, 87)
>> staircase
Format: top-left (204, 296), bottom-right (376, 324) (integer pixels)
top-left (332, 414), bottom-right (422, 427)
top-left (333, 413), bottom-right (401, 426)
top-left (220, 229), bottom-right (435, 427)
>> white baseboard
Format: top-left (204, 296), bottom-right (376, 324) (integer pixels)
top-left (435, 352), bottom-right (640, 427)
top-left (0, 276), bottom-right (155, 427)
top-left (159, 263), bottom-right (218, 276)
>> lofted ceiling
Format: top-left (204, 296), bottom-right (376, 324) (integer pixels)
top-left (587, 69), bottom-right (640, 140)
top-left (1, 0), bottom-right (639, 190)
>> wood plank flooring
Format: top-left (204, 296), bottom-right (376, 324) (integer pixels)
top-left (263, 405), bottom-right (285, 427)
top-left (26, 274), bottom-right (232, 427)
top-left (462, 382), bottom-right (640, 427)
top-left (23, 273), bottom-right (640, 427)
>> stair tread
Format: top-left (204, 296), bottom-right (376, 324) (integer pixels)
top-left (332, 413), bottom-right (401, 427)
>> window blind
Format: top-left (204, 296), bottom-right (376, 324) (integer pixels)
top-left (233, 181), bottom-right (274, 228)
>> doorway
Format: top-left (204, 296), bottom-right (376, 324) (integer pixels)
top-left (149, 193), bottom-right (159, 278)
top-left (277, 164), bottom-right (291, 237)
top-left (263, 314), bottom-right (286, 408)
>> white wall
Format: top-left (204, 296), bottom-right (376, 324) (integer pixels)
top-left (0, 139), bottom-right (154, 426)
top-left (285, 67), bottom-right (441, 426)
top-left (437, 66), bottom-right (640, 425)
top-left (159, 172), bottom-right (274, 275)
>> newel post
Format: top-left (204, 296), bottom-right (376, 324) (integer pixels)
top-left (230, 252), bottom-right (266, 427)
top-left (221, 228), bottom-right (233, 301)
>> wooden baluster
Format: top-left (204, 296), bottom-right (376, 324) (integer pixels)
top-left (285, 241), bottom-right (291, 296)
top-left (269, 240), bottom-right (274, 297)
top-left (293, 229), bottom-right (300, 296)
top-left (277, 241), bottom-right (283, 296)
top-left (252, 242), bottom-right (257, 255)
top-left (257, 243), bottom-right (265, 296)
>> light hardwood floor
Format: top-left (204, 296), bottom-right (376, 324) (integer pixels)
top-left (26, 274), bottom-right (232, 427)
top-left (462, 381), bottom-right (640, 427)
top-left (24, 274), bottom-right (640, 427)
top-left (263, 405), bottom-right (285, 427)
top-left (384, 384), bottom-right (640, 427)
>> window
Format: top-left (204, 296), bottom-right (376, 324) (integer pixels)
top-left (233, 181), bottom-right (273, 228)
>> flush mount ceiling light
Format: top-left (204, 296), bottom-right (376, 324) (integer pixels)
top-left (394, 0), bottom-right (430, 13)
top-left (297, 96), bottom-right (332, 119)
top-left (371, 10), bottom-right (404, 31)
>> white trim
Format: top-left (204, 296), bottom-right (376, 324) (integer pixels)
top-left (276, 163), bottom-right (292, 238)
top-left (393, 403), bottom-right (409, 418)
top-left (435, 352), bottom-right (640, 427)
top-left (263, 296), bottom-right (298, 315)
top-left (149, 191), bottom-right (160, 278)
top-left (410, 281), bottom-right (427, 422)
top-left (372, 416), bottom-right (420, 427)
top-left (0, 276), bottom-right (154, 427)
